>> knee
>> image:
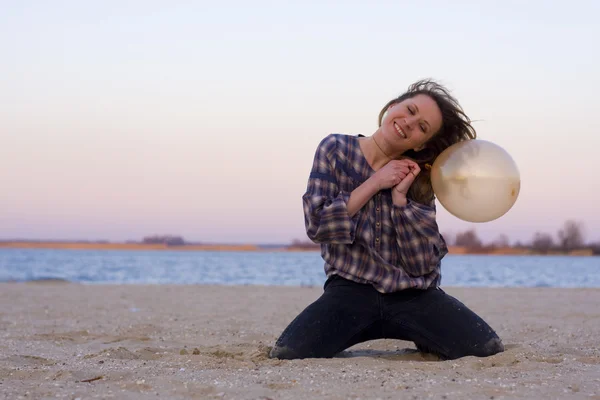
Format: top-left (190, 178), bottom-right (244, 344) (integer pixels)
top-left (446, 337), bottom-right (505, 360)
top-left (269, 345), bottom-right (302, 360)
top-left (481, 337), bottom-right (504, 356)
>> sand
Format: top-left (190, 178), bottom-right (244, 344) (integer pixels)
top-left (1, 283), bottom-right (599, 400)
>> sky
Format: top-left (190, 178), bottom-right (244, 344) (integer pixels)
top-left (1, 0), bottom-right (599, 245)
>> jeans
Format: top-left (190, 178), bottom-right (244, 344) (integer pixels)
top-left (270, 275), bottom-right (504, 360)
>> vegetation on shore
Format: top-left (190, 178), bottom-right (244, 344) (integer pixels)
top-left (0, 235), bottom-right (259, 252)
top-left (289, 220), bottom-right (599, 256)
top-left (1, 221), bottom-right (597, 256)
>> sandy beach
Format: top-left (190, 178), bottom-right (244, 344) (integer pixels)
top-left (1, 283), bottom-right (599, 399)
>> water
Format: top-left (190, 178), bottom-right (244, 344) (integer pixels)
top-left (0, 248), bottom-right (598, 288)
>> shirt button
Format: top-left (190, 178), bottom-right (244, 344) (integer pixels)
top-left (376, 207), bottom-right (380, 211)
top-left (376, 222), bottom-right (380, 227)
top-left (376, 238), bottom-right (380, 242)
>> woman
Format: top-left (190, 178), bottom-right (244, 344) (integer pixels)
top-left (269, 79), bottom-right (504, 360)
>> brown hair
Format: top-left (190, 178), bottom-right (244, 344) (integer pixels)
top-left (378, 79), bottom-right (477, 204)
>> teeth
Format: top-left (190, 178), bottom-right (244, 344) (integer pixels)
top-left (394, 122), bottom-right (407, 138)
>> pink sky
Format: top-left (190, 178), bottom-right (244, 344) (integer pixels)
top-left (1, 2), bottom-right (599, 245)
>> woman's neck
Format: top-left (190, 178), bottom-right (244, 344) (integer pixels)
top-left (360, 130), bottom-right (406, 170)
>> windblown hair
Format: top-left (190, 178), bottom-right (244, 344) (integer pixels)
top-left (378, 79), bottom-right (476, 204)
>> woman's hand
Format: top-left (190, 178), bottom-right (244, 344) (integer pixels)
top-left (392, 161), bottom-right (421, 206)
top-left (371, 159), bottom-right (414, 191)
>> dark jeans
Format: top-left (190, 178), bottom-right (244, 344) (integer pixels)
top-left (270, 275), bottom-right (504, 360)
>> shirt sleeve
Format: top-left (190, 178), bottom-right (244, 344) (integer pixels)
top-left (391, 199), bottom-right (448, 276)
top-left (302, 135), bottom-right (363, 244)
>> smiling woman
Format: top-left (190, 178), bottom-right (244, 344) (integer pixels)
top-left (373, 80), bottom-right (477, 205)
top-left (269, 79), bottom-right (503, 361)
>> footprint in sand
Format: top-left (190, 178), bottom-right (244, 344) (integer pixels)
top-left (84, 346), bottom-right (166, 361)
top-left (2, 355), bottom-right (56, 366)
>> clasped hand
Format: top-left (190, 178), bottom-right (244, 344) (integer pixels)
top-left (371, 159), bottom-right (421, 205)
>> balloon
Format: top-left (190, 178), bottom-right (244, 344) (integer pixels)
top-left (430, 139), bottom-right (520, 223)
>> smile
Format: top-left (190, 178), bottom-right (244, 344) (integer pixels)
top-left (394, 122), bottom-right (407, 139)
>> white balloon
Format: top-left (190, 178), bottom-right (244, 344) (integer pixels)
top-left (431, 139), bottom-right (520, 223)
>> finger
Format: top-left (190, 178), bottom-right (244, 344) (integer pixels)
top-left (391, 160), bottom-right (408, 168)
top-left (403, 163), bottom-right (419, 174)
top-left (408, 169), bottom-right (419, 178)
top-left (403, 169), bottom-right (418, 183)
top-left (404, 159), bottom-right (419, 168)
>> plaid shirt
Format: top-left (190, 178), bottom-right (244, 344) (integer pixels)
top-left (302, 133), bottom-right (448, 293)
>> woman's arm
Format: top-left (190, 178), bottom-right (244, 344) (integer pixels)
top-left (388, 163), bottom-right (447, 274)
top-left (391, 199), bottom-right (449, 275)
top-left (302, 135), bottom-right (377, 244)
top-left (346, 179), bottom-right (379, 217)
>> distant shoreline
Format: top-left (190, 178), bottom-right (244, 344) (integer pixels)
top-left (0, 241), bottom-right (262, 252)
top-left (0, 241), bottom-right (595, 256)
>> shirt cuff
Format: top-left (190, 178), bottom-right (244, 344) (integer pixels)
top-left (392, 199), bottom-right (436, 214)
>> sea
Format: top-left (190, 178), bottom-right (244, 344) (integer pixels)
top-left (0, 248), bottom-right (598, 288)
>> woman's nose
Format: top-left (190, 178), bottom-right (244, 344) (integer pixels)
top-left (405, 116), bottom-right (418, 130)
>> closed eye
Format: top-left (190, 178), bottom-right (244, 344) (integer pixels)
top-left (412, 103), bottom-right (431, 133)
top-left (408, 106), bottom-right (416, 115)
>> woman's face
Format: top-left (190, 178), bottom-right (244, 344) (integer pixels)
top-left (381, 94), bottom-right (443, 151)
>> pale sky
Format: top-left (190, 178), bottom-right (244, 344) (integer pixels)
top-left (1, 0), bottom-right (599, 245)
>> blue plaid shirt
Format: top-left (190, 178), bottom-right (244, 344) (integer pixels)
top-left (302, 134), bottom-right (448, 293)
